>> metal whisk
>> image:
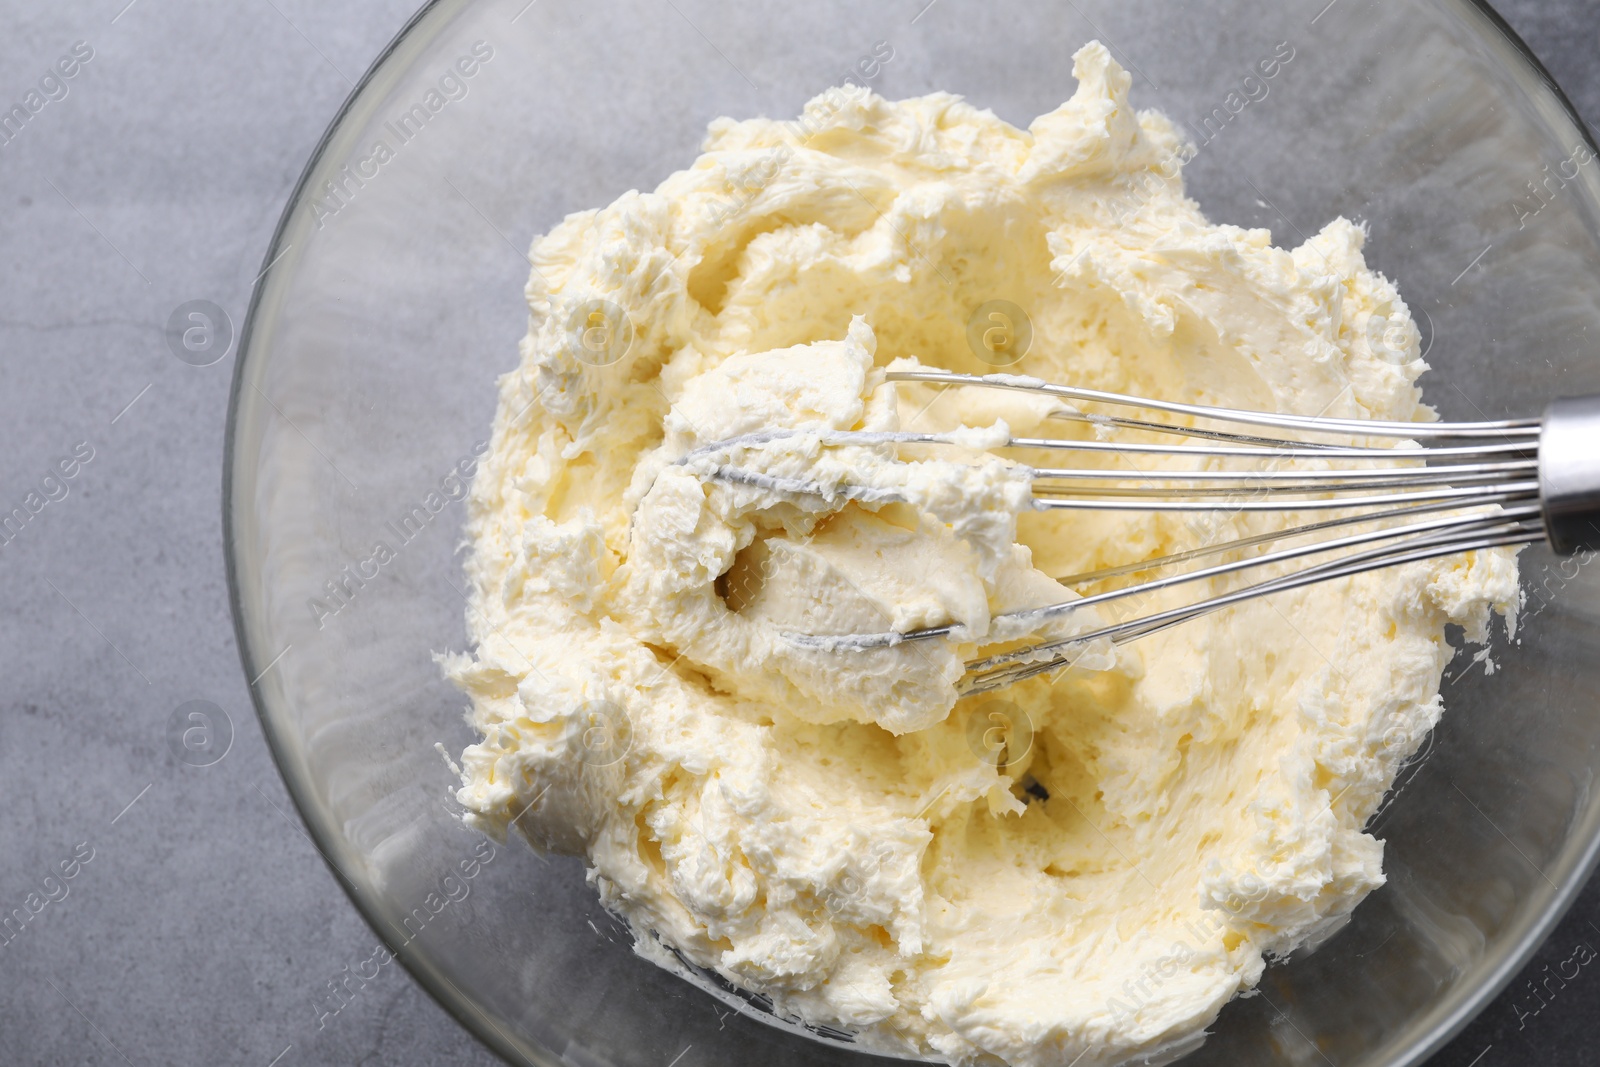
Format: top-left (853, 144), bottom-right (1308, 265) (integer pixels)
top-left (685, 370), bottom-right (1600, 696)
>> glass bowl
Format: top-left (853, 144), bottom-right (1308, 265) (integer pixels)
top-left (224, 0), bottom-right (1600, 1064)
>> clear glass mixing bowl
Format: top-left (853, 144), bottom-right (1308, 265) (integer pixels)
top-left (225, 0), bottom-right (1600, 1063)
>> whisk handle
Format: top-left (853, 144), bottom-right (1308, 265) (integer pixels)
top-left (1540, 395), bottom-right (1600, 553)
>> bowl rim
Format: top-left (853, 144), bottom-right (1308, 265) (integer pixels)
top-left (222, 3), bottom-right (1600, 1065)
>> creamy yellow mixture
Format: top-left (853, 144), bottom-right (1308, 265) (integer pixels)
top-left (446, 44), bottom-right (1519, 1066)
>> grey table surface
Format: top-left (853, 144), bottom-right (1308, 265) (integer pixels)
top-left (2, 1), bottom-right (1598, 1065)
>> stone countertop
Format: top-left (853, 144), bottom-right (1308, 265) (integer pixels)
top-left (0, 1), bottom-right (1595, 1064)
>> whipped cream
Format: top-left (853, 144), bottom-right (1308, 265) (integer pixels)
top-left (445, 42), bottom-right (1520, 1066)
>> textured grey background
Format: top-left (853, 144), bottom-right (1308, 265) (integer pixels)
top-left (0, 1), bottom-right (1596, 1065)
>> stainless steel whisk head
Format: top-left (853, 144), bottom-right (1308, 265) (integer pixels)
top-left (688, 370), bottom-right (1600, 696)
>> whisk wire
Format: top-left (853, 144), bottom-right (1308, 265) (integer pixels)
top-left (961, 523), bottom-right (1542, 695)
top-left (886, 369), bottom-right (1542, 439)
